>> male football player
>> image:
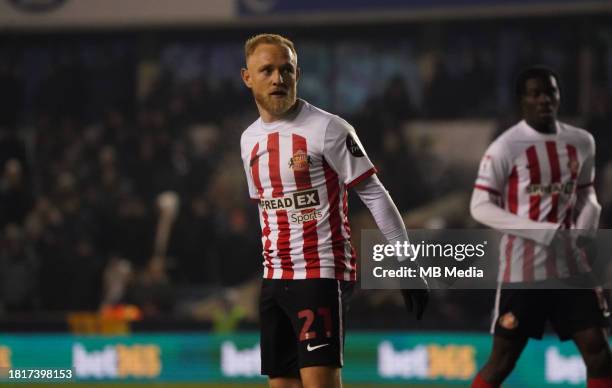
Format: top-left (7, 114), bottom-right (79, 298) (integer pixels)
top-left (471, 66), bottom-right (612, 388)
top-left (240, 33), bottom-right (427, 388)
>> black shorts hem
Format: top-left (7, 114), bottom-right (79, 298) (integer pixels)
top-left (263, 368), bottom-right (301, 379)
top-left (493, 329), bottom-right (538, 341)
top-left (557, 322), bottom-right (609, 341)
top-left (299, 360), bottom-right (343, 370)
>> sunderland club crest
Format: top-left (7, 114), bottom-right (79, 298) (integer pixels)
top-left (499, 312), bottom-right (518, 330)
top-left (568, 158), bottom-right (579, 176)
top-left (289, 150), bottom-right (312, 172)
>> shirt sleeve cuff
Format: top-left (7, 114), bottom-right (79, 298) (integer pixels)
top-left (474, 184), bottom-right (501, 196)
top-left (346, 167), bottom-right (377, 189)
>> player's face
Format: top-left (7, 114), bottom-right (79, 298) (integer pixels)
top-left (520, 75), bottom-right (560, 130)
top-left (242, 43), bottom-right (299, 121)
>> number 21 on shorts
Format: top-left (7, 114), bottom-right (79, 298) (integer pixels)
top-left (298, 307), bottom-right (333, 341)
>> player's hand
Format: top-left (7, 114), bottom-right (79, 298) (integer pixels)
top-left (400, 277), bottom-right (429, 320)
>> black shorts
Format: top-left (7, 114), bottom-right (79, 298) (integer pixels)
top-left (259, 278), bottom-right (354, 378)
top-left (491, 287), bottom-right (609, 341)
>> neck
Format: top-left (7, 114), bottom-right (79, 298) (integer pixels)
top-left (259, 100), bottom-right (300, 123)
top-left (526, 119), bottom-right (556, 134)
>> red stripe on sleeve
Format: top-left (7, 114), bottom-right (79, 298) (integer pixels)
top-left (474, 184), bottom-right (501, 196)
top-left (251, 143), bottom-right (274, 279)
top-left (268, 132), bottom-right (293, 279)
top-left (323, 158), bottom-right (348, 280)
top-left (292, 134), bottom-right (320, 279)
top-left (346, 167), bottom-right (377, 189)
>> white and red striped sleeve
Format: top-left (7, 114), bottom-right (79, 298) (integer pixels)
top-left (323, 116), bottom-right (376, 189)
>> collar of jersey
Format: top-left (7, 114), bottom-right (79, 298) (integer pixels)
top-left (520, 119), bottom-right (562, 139)
top-left (259, 99), bottom-right (305, 131)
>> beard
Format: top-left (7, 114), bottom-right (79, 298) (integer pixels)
top-left (254, 89), bottom-right (297, 118)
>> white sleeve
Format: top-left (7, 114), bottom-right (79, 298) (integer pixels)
top-left (574, 135), bottom-right (601, 233)
top-left (577, 134), bottom-right (596, 188)
top-left (241, 135), bottom-right (259, 200)
top-left (323, 116), bottom-right (376, 188)
top-left (470, 141), bottom-right (559, 245)
top-left (353, 174), bottom-right (411, 261)
top-left (470, 190), bottom-right (559, 245)
top-left (574, 187), bottom-right (601, 233)
top-left (473, 141), bottom-right (509, 197)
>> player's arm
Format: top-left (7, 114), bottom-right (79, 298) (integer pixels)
top-left (353, 174), bottom-right (411, 260)
top-left (322, 116), bottom-right (408, 250)
top-left (574, 134), bottom-right (601, 235)
top-left (323, 116), bottom-right (427, 319)
top-left (470, 143), bottom-right (559, 246)
top-left (352, 175), bottom-right (428, 320)
top-left (574, 186), bottom-right (600, 233)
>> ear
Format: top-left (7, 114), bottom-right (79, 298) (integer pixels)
top-left (241, 67), bottom-right (252, 89)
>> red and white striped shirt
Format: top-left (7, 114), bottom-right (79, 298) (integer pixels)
top-left (473, 120), bottom-right (597, 283)
top-left (240, 100), bottom-right (376, 281)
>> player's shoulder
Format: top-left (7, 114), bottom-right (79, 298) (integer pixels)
top-left (241, 117), bottom-right (261, 137)
top-left (558, 121), bottom-right (595, 150)
top-left (485, 121), bottom-right (524, 156)
top-left (240, 118), bottom-right (262, 154)
top-left (241, 117), bottom-right (263, 139)
top-left (298, 99), bottom-right (338, 125)
top-left (299, 99), bottom-right (332, 118)
top-left (298, 99), bottom-right (354, 137)
top-left (558, 121), bottom-right (591, 139)
top-left (497, 121), bottom-right (526, 142)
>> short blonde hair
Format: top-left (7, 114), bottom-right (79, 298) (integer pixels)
top-left (244, 33), bottom-right (297, 63)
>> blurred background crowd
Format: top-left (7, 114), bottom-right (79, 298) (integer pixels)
top-left (1, 13), bottom-right (611, 332)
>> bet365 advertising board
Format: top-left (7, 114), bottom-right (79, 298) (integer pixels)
top-left (0, 332), bottom-right (594, 386)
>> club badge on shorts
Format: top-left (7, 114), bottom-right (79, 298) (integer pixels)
top-left (499, 312), bottom-right (518, 330)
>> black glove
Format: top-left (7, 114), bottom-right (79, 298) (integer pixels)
top-left (400, 277), bottom-right (429, 320)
